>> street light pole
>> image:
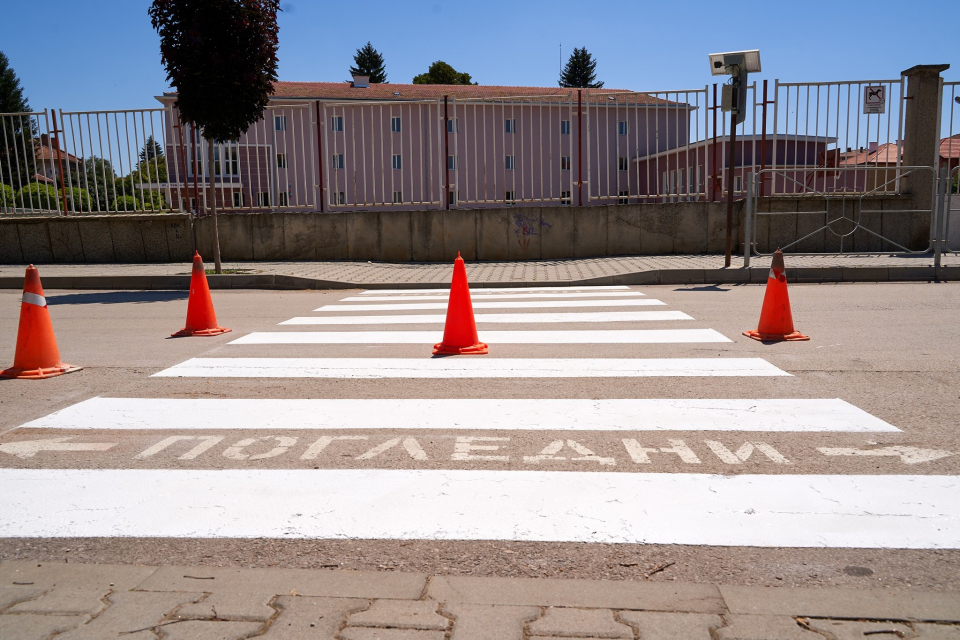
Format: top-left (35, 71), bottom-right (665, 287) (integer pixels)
top-left (724, 68), bottom-right (740, 268)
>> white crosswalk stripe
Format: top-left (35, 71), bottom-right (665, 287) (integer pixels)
top-left (357, 286), bottom-right (632, 295)
top-left (280, 310), bottom-right (694, 325)
top-left (229, 329), bottom-right (732, 345)
top-left (154, 357), bottom-right (789, 378)
top-left (316, 299), bottom-right (667, 312)
top-left (20, 398), bottom-right (900, 432)
top-left (341, 292), bottom-right (647, 301)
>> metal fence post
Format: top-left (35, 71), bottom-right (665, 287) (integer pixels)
top-left (744, 173), bottom-right (754, 267)
top-left (934, 165), bottom-right (948, 277)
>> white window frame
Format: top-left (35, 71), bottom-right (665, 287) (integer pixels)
top-left (392, 154), bottom-right (402, 170)
top-left (257, 192), bottom-right (270, 207)
top-left (618, 156), bottom-right (628, 171)
top-left (560, 190), bottom-right (571, 204)
top-left (505, 118), bottom-right (517, 133)
top-left (332, 153), bottom-right (345, 169)
top-left (336, 191), bottom-right (346, 205)
top-left (618, 190), bottom-right (629, 204)
top-left (276, 153), bottom-right (287, 169)
top-left (561, 156), bottom-right (571, 171)
top-left (232, 192), bottom-right (243, 208)
top-left (560, 120), bottom-right (571, 135)
top-left (505, 155), bottom-right (516, 170)
top-left (447, 155), bottom-right (458, 170)
top-left (331, 116), bottom-right (344, 132)
top-left (278, 191), bottom-right (289, 207)
top-left (617, 121), bottom-right (627, 135)
top-left (390, 116), bottom-right (401, 132)
top-left (505, 190), bottom-right (516, 203)
top-left (447, 118), bottom-right (459, 133)
top-left (734, 175), bottom-right (743, 193)
top-left (393, 190), bottom-right (403, 204)
top-left (275, 115), bottom-right (287, 131)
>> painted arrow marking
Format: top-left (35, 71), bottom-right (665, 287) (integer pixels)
top-left (0, 437), bottom-right (118, 459)
top-left (817, 446), bottom-right (954, 465)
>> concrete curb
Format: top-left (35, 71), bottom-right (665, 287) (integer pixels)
top-left (0, 265), bottom-right (957, 290)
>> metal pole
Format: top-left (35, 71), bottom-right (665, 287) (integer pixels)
top-left (759, 79), bottom-right (769, 197)
top-left (50, 110), bottom-right (71, 215)
top-left (577, 89), bottom-right (583, 207)
top-left (174, 119), bottom-right (190, 215)
top-left (711, 84), bottom-right (718, 201)
top-left (725, 107), bottom-right (738, 267)
top-left (315, 100), bottom-right (325, 213)
top-left (444, 95), bottom-right (450, 210)
top-left (744, 173), bottom-right (754, 268)
top-left (934, 166), bottom-right (948, 278)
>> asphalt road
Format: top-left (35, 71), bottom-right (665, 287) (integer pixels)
top-left (1, 282), bottom-right (958, 590)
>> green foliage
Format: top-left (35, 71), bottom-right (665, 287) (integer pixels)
top-left (16, 182), bottom-right (59, 211)
top-left (0, 182), bottom-right (15, 208)
top-left (412, 61), bottom-right (476, 86)
top-left (350, 42), bottom-right (387, 84)
top-left (559, 47), bottom-right (603, 89)
top-left (111, 195), bottom-right (142, 211)
top-left (149, 0), bottom-right (281, 142)
top-left (0, 51), bottom-right (36, 190)
top-left (61, 187), bottom-right (91, 212)
top-left (77, 156), bottom-right (119, 211)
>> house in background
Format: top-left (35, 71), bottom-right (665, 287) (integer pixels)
top-left (34, 133), bottom-right (82, 184)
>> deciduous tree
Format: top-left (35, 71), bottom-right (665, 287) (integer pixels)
top-left (412, 61), bottom-right (476, 85)
top-left (149, 0), bottom-right (280, 272)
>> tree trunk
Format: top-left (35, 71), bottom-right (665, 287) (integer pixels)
top-left (206, 139), bottom-right (222, 273)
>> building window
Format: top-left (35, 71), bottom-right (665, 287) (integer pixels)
top-left (331, 116), bottom-right (343, 131)
top-left (505, 118), bottom-right (517, 133)
top-left (392, 154), bottom-right (402, 170)
top-left (447, 155), bottom-right (458, 170)
top-left (505, 155), bottom-right (516, 170)
top-left (679, 168), bottom-right (687, 194)
top-left (560, 190), bottom-right (571, 205)
top-left (393, 191), bottom-right (403, 204)
top-left (448, 191), bottom-right (458, 206)
top-left (275, 115), bottom-right (287, 131)
top-left (617, 121), bottom-right (627, 135)
top-left (447, 118), bottom-right (458, 133)
top-left (560, 120), bottom-right (570, 135)
top-left (232, 192), bottom-right (243, 208)
top-left (257, 192), bottom-right (270, 207)
top-left (214, 142), bottom-right (238, 176)
top-left (391, 116), bottom-right (401, 132)
top-left (734, 175), bottom-right (743, 193)
top-left (278, 192), bottom-right (289, 206)
top-left (618, 156), bottom-right (628, 171)
top-left (561, 156), bottom-right (571, 171)
top-left (697, 165), bottom-right (704, 192)
top-left (505, 190), bottom-right (516, 203)
top-left (618, 190), bottom-right (629, 205)
top-left (336, 191), bottom-right (346, 205)
top-left (332, 153), bottom-right (344, 169)
top-left (277, 153), bottom-right (287, 169)
top-left (670, 170), bottom-right (677, 193)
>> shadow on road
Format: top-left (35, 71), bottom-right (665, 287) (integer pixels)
top-left (46, 291), bottom-right (188, 305)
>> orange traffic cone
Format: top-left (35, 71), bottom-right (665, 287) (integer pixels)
top-left (1, 266), bottom-right (82, 379)
top-left (743, 249), bottom-right (809, 342)
top-left (433, 252), bottom-right (488, 355)
top-left (171, 252), bottom-right (231, 337)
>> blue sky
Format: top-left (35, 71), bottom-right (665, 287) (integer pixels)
top-left (2, 0), bottom-right (956, 113)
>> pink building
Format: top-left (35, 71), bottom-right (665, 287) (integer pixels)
top-left (156, 79), bottom-right (696, 213)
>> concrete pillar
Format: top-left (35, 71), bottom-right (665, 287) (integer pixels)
top-left (901, 64), bottom-right (950, 210)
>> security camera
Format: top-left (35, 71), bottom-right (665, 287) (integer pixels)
top-left (708, 50), bottom-right (761, 76)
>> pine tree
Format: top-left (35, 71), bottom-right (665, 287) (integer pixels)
top-left (0, 51), bottom-right (36, 191)
top-left (349, 42), bottom-right (387, 84)
top-left (559, 47), bottom-right (603, 89)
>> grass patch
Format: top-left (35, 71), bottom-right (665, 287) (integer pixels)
top-left (204, 268), bottom-right (256, 275)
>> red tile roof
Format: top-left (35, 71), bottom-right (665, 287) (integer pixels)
top-left (941, 134), bottom-right (960, 160)
top-left (164, 81), bottom-right (680, 106)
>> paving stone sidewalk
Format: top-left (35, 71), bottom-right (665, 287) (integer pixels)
top-left (1, 561), bottom-right (958, 639)
top-left (1, 253), bottom-right (959, 290)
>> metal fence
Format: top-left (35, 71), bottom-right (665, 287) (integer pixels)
top-left (942, 81), bottom-right (960, 252)
top-left (1, 73), bottom-right (954, 219)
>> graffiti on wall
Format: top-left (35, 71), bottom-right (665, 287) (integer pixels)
top-left (513, 212), bottom-right (552, 250)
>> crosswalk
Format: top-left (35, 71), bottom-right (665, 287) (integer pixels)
top-left (3, 284), bottom-right (959, 549)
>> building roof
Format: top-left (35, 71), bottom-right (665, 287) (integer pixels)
top-left (941, 134), bottom-right (960, 160)
top-left (634, 134), bottom-right (838, 162)
top-left (162, 81), bottom-right (682, 106)
top-left (833, 142), bottom-right (901, 166)
top-left (35, 136), bottom-right (81, 164)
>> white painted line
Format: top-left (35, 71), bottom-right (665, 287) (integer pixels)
top-left (20, 398), bottom-right (900, 432)
top-left (316, 299), bottom-right (667, 312)
top-left (342, 292), bottom-right (647, 302)
top-left (153, 358), bottom-right (790, 378)
top-left (1, 469), bottom-right (955, 547)
top-left (281, 311), bottom-right (694, 325)
top-left (230, 329), bottom-right (732, 345)
top-left (358, 286), bottom-right (632, 295)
